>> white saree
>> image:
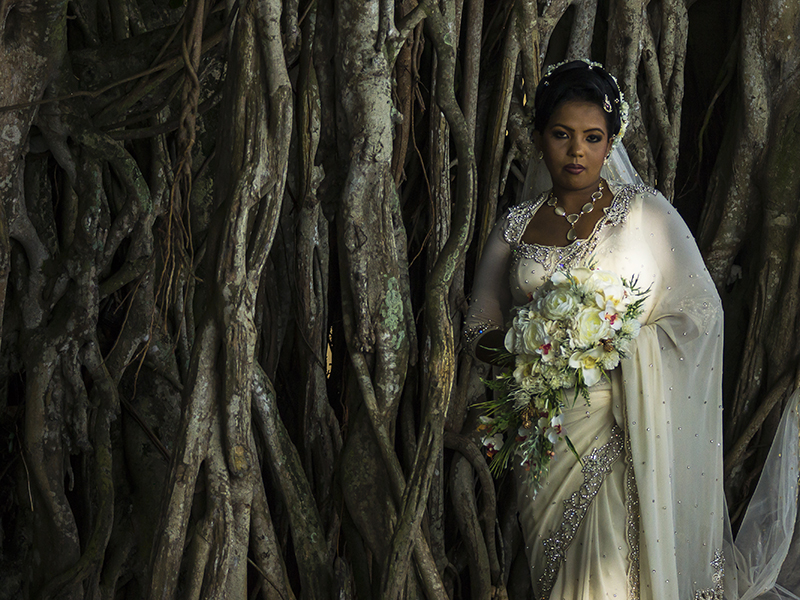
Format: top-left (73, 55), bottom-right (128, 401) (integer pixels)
top-left (465, 173), bottom-right (800, 600)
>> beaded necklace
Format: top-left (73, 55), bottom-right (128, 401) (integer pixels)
top-left (546, 180), bottom-right (604, 242)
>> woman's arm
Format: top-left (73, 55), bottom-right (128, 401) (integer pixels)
top-left (464, 216), bottom-right (514, 365)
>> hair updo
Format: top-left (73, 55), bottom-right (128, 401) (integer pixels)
top-left (533, 60), bottom-right (624, 138)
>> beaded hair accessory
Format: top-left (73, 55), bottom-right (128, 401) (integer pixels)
top-left (538, 58), bottom-right (630, 148)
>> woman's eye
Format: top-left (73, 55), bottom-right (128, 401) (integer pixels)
top-left (587, 134), bottom-right (603, 143)
top-left (552, 131), bottom-right (568, 139)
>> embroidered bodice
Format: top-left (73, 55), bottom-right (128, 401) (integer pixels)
top-left (464, 183), bottom-right (652, 345)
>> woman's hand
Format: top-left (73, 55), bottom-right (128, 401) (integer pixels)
top-left (475, 329), bottom-right (514, 367)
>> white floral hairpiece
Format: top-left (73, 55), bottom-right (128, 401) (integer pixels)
top-left (539, 58), bottom-right (630, 148)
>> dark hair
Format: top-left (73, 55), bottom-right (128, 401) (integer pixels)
top-left (533, 60), bottom-right (623, 136)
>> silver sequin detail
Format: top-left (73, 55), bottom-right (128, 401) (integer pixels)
top-left (503, 184), bottom-right (652, 277)
top-left (624, 427), bottom-right (641, 600)
top-left (537, 426), bottom-right (625, 599)
top-left (694, 550), bottom-right (724, 599)
top-left (463, 322), bottom-right (500, 344)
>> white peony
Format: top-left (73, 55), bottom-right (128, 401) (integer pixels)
top-left (571, 307), bottom-right (612, 347)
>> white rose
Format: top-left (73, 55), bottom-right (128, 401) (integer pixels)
top-left (572, 307), bottom-right (612, 347)
top-left (506, 308), bottom-right (531, 353)
top-left (541, 288), bottom-right (580, 321)
top-left (522, 318), bottom-right (552, 356)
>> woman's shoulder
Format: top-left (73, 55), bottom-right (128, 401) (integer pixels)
top-left (616, 183), bottom-right (684, 222)
top-left (610, 182), bottom-right (697, 242)
top-left (607, 180), bottom-right (658, 199)
top-left (604, 181), bottom-right (659, 225)
top-left (502, 192), bottom-right (548, 245)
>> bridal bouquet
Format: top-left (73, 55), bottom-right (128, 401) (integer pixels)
top-left (477, 266), bottom-right (648, 492)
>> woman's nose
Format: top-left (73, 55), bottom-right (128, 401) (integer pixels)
top-left (568, 141), bottom-right (584, 157)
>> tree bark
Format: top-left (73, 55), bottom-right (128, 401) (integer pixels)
top-left (1, 0), bottom-right (799, 598)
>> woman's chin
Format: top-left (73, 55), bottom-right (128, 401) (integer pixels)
top-left (553, 172), bottom-right (602, 191)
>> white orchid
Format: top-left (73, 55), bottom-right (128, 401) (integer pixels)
top-left (546, 414), bottom-right (566, 444)
top-left (599, 300), bottom-right (624, 331)
top-left (569, 346), bottom-right (605, 387)
top-left (551, 267), bottom-right (592, 288)
top-left (481, 433), bottom-right (505, 458)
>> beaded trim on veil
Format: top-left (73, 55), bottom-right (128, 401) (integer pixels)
top-left (502, 183), bottom-right (652, 276)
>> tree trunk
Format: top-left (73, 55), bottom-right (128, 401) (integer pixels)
top-left (1, 0), bottom-right (798, 598)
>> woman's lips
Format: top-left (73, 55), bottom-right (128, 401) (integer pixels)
top-left (564, 164), bottom-right (585, 174)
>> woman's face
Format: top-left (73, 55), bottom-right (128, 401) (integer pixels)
top-left (533, 101), bottom-right (613, 194)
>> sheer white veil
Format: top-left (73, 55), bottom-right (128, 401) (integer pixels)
top-left (731, 389), bottom-right (800, 600)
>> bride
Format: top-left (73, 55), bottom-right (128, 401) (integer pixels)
top-left (464, 59), bottom-right (800, 600)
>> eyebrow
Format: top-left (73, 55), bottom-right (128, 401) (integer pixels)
top-left (551, 124), bottom-right (606, 134)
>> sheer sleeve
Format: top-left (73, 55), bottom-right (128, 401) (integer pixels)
top-left (463, 215), bottom-right (514, 356)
